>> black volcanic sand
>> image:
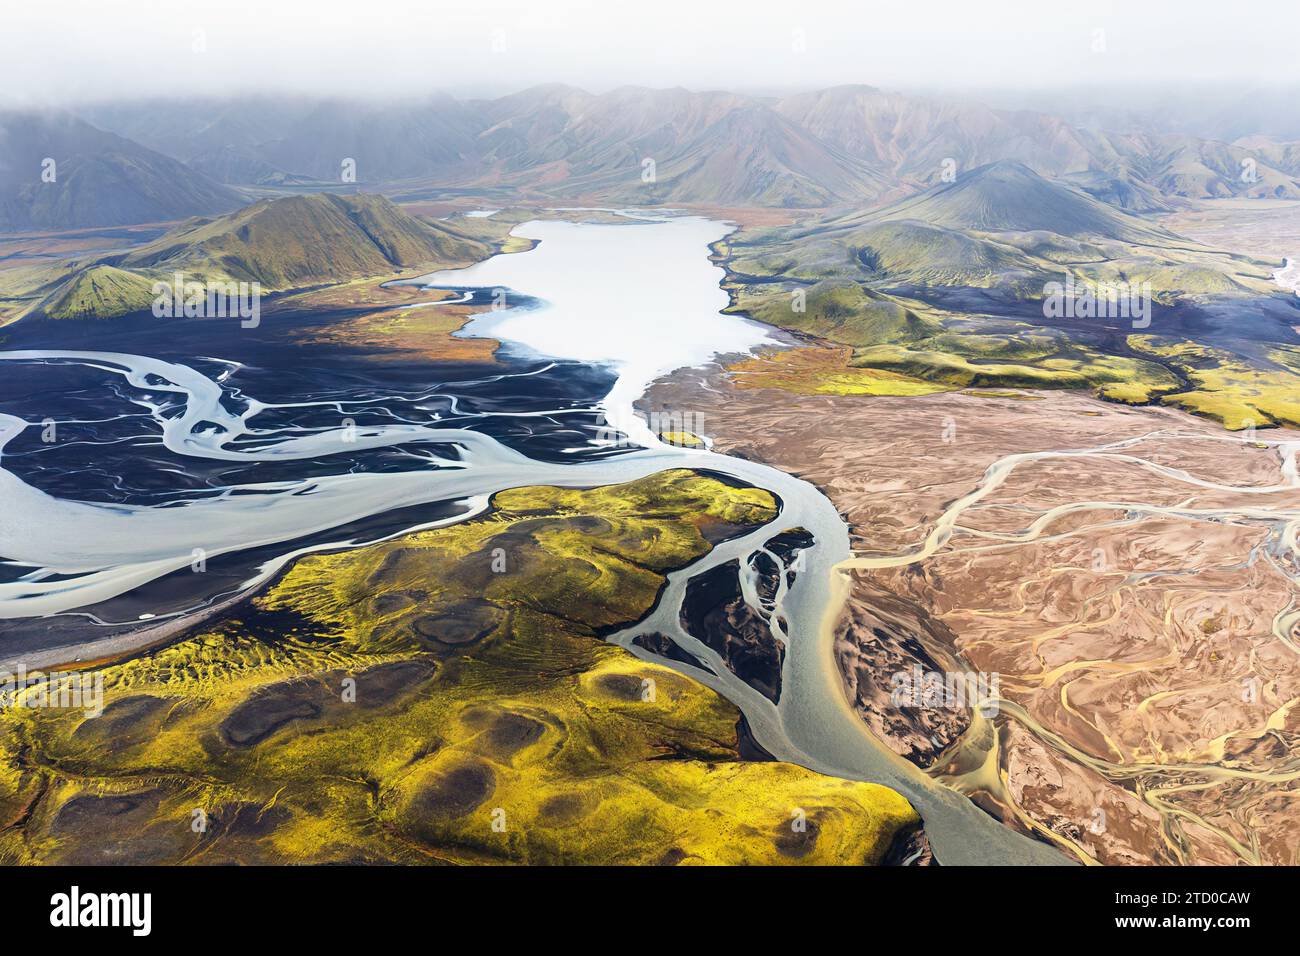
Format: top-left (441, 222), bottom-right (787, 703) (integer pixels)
top-left (216, 658), bottom-right (438, 749)
top-left (892, 284), bottom-right (1300, 367)
top-left (0, 302), bottom-right (649, 656)
top-left (50, 789), bottom-right (199, 865)
top-left (407, 760), bottom-right (496, 821)
top-left (69, 695), bottom-right (174, 757)
top-left (0, 495), bottom-right (480, 660)
top-left (0, 302), bottom-right (622, 507)
top-left (676, 525), bottom-right (811, 705)
top-left (631, 631), bottom-right (714, 673)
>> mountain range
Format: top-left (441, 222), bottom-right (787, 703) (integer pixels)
top-left (0, 111), bottom-right (241, 231)
top-left (0, 83), bottom-right (1276, 229)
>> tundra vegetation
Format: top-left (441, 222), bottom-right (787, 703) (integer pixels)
top-left (0, 471), bottom-right (918, 865)
top-left (719, 163), bottom-right (1300, 429)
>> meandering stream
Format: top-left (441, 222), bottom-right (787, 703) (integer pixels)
top-left (0, 213), bottom-right (1067, 865)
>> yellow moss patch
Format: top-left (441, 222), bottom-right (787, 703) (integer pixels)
top-left (659, 430), bottom-right (706, 448)
top-left (1128, 335), bottom-right (1300, 429)
top-left (730, 347), bottom-right (953, 397)
top-left (1098, 381), bottom-right (1160, 404)
top-left (0, 470), bottom-right (917, 866)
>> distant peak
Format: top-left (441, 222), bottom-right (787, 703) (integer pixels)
top-left (818, 84), bottom-right (884, 96)
top-left (960, 160), bottom-right (1042, 181)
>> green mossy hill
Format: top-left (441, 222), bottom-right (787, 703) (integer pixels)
top-left (0, 470), bottom-right (919, 865)
top-left (724, 162), bottom-right (1276, 297)
top-left (717, 162), bottom-right (1290, 425)
top-left (118, 193), bottom-right (490, 290)
top-left (731, 281), bottom-right (1180, 402)
top-left (728, 219), bottom-right (1036, 289)
top-left (729, 287), bottom-right (1300, 426)
top-left (858, 161), bottom-right (1165, 240)
top-left (848, 338), bottom-right (1180, 402)
top-left (851, 221), bottom-right (1033, 287)
top-left (12, 193), bottom-right (496, 322)
top-left (1128, 335), bottom-right (1300, 430)
top-left (38, 264), bottom-right (158, 320)
top-left (737, 280), bottom-right (940, 347)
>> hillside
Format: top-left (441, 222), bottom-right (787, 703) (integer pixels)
top-left (0, 111), bottom-right (241, 230)
top-left (1059, 170), bottom-right (1176, 213)
top-left (773, 85), bottom-right (1102, 185)
top-left (739, 280), bottom-right (941, 347)
top-left (723, 162), bottom-right (1272, 294)
top-left (118, 193), bottom-right (489, 289)
top-left (719, 160), bottom-right (1300, 429)
top-left (589, 106), bottom-right (889, 206)
top-left (853, 161), bottom-right (1166, 240)
top-left (75, 86), bottom-right (1300, 211)
top-left (86, 95), bottom-right (483, 185)
top-left (38, 264), bottom-right (159, 320)
top-left (17, 193), bottom-right (493, 321)
top-left (772, 85), bottom-right (1300, 200)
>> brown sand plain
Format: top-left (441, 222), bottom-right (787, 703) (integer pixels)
top-left (643, 363), bottom-right (1300, 864)
top-left (276, 276), bottom-right (500, 364)
top-left (1163, 199), bottom-right (1300, 265)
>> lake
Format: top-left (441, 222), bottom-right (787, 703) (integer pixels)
top-left (410, 214), bottom-right (774, 441)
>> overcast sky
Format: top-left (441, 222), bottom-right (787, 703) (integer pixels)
top-left (5, 0), bottom-right (1298, 106)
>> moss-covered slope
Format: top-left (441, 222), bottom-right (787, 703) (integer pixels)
top-left (0, 470), bottom-right (918, 865)
top-left (15, 193), bottom-right (495, 322)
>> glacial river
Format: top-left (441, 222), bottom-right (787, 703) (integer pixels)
top-left (0, 213), bottom-right (1065, 865)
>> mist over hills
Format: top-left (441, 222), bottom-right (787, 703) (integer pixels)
top-left (1034, 86), bottom-right (1300, 147)
top-left (85, 95), bottom-right (483, 186)
top-left (54, 84), bottom-right (1300, 218)
top-left (1, 82), bottom-right (1298, 240)
top-left (5, 93), bottom-right (1298, 433)
top-left (0, 111), bottom-right (242, 230)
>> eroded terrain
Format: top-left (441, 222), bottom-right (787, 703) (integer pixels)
top-left (644, 362), bottom-right (1300, 864)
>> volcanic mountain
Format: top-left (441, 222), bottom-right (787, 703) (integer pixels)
top-left (723, 161), bottom-right (1193, 292)
top-left (854, 160), bottom-right (1166, 240)
top-left (64, 85), bottom-right (1300, 212)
